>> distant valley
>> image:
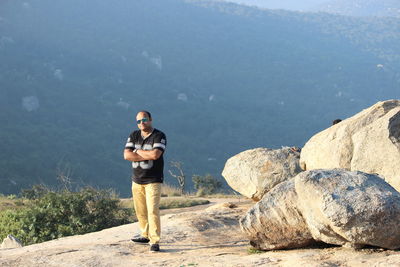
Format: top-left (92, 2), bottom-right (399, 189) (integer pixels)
top-left (0, 0), bottom-right (399, 196)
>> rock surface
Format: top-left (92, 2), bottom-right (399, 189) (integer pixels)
top-left (300, 100), bottom-right (400, 191)
top-left (240, 169), bottom-right (400, 250)
top-left (296, 169), bottom-right (400, 249)
top-left (0, 235), bottom-right (22, 249)
top-left (2, 197), bottom-right (400, 266)
top-left (222, 147), bottom-right (302, 201)
top-left (240, 180), bottom-right (314, 250)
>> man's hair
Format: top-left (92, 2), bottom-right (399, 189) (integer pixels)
top-left (138, 110), bottom-right (152, 120)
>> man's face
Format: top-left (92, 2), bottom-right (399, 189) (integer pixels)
top-left (136, 112), bottom-right (152, 131)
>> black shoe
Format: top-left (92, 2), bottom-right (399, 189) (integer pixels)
top-left (150, 243), bottom-right (160, 252)
top-left (131, 237), bottom-right (150, 243)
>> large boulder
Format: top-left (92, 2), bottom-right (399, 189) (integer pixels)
top-left (296, 169), bottom-right (400, 249)
top-left (240, 179), bottom-right (314, 250)
top-left (240, 169), bottom-right (400, 250)
top-left (222, 147), bottom-right (302, 201)
top-left (300, 100), bottom-right (400, 191)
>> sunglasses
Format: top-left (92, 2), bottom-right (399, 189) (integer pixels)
top-left (137, 118), bottom-right (150, 124)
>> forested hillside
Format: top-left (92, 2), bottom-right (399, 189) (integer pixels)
top-left (221, 0), bottom-right (327, 11)
top-left (0, 0), bottom-right (399, 196)
top-left (315, 0), bottom-right (400, 17)
top-left (225, 0), bottom-right (400, 17)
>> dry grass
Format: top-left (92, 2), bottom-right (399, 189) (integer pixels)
top-left (1, 187), bottom-right (242, 214)
top-left (159, 198), bottom-right (209, 209)
top-left (119, 196), bottom-right (210, 222)
top-left (161, 183), bottom-right (183, 197)
top-left (119, 198), bottom-right (134, 209)
top-left (0, 195), bottom-right (29, 212)
top-left (200, 193), bottom-right (246, 199)
top-left (119, 196), bottom-right (209, 210)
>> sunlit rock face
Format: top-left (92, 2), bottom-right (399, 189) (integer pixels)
top-left (300, 100), bottom-right (400, 192)
top-left (240, 169), bottom-right (400, 250)
top-left (222, 147), bottom-right (302, 201)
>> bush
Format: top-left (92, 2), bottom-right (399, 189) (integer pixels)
top-left (6, 194), bottom-right (17, 200)
top-left (0, 187), bottom-right (130, 245)
top-left (192, 174), bottom-right (222, 195)
top-left (0, 209), bottom-right (23, 240)
top-left (195, 187), bottom-right (206, 197)
top-left (21, 184), bottom-right (50, 200)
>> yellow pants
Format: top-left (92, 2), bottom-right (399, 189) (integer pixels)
top-left (132, 182), bottom-right (161, 244)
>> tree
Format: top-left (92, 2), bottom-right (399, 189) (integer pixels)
top-left (192, 174), bottom-right (222, 195)
top-left (168, 161), bottom-right (186, 195)
top-left (56, 158), bottom-right (74, 191)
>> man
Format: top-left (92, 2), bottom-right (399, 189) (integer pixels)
top-left (124, 110), bottom-right (167, 252)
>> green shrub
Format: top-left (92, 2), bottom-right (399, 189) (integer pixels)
top-left (6, 194), bottom-right (17, 200)
top-left (0, 209), bottom-right (24, 241)
top-left (21, 184), bottom-right (50, 200)
top-left (0, 187), bottom-right (130, 245)
top-left (195, 187), bottom-right (206, 197)
top-left (192, 174), bottom-right (222, 195)
top-left (247, 247), bottom-right (264, 254)
top-left (14, 199), bottom-right (24, 206)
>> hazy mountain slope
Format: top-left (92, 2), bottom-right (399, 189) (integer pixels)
top-left (192, 0), bottom-right (400, 61)
top-left (314, 0), bottom-right (400, 17)
top-left (0, 0), bottom-right (399, 196)
top-left (220, 0), bottom-right (328, 11)
top-left (224, 0), bottom-right (400, 17)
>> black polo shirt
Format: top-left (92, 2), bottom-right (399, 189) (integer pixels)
top-left (125, 128), bottom-right (166, 184)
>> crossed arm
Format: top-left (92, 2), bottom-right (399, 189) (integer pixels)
top-left (123, 149), bottom-right (163, 162)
